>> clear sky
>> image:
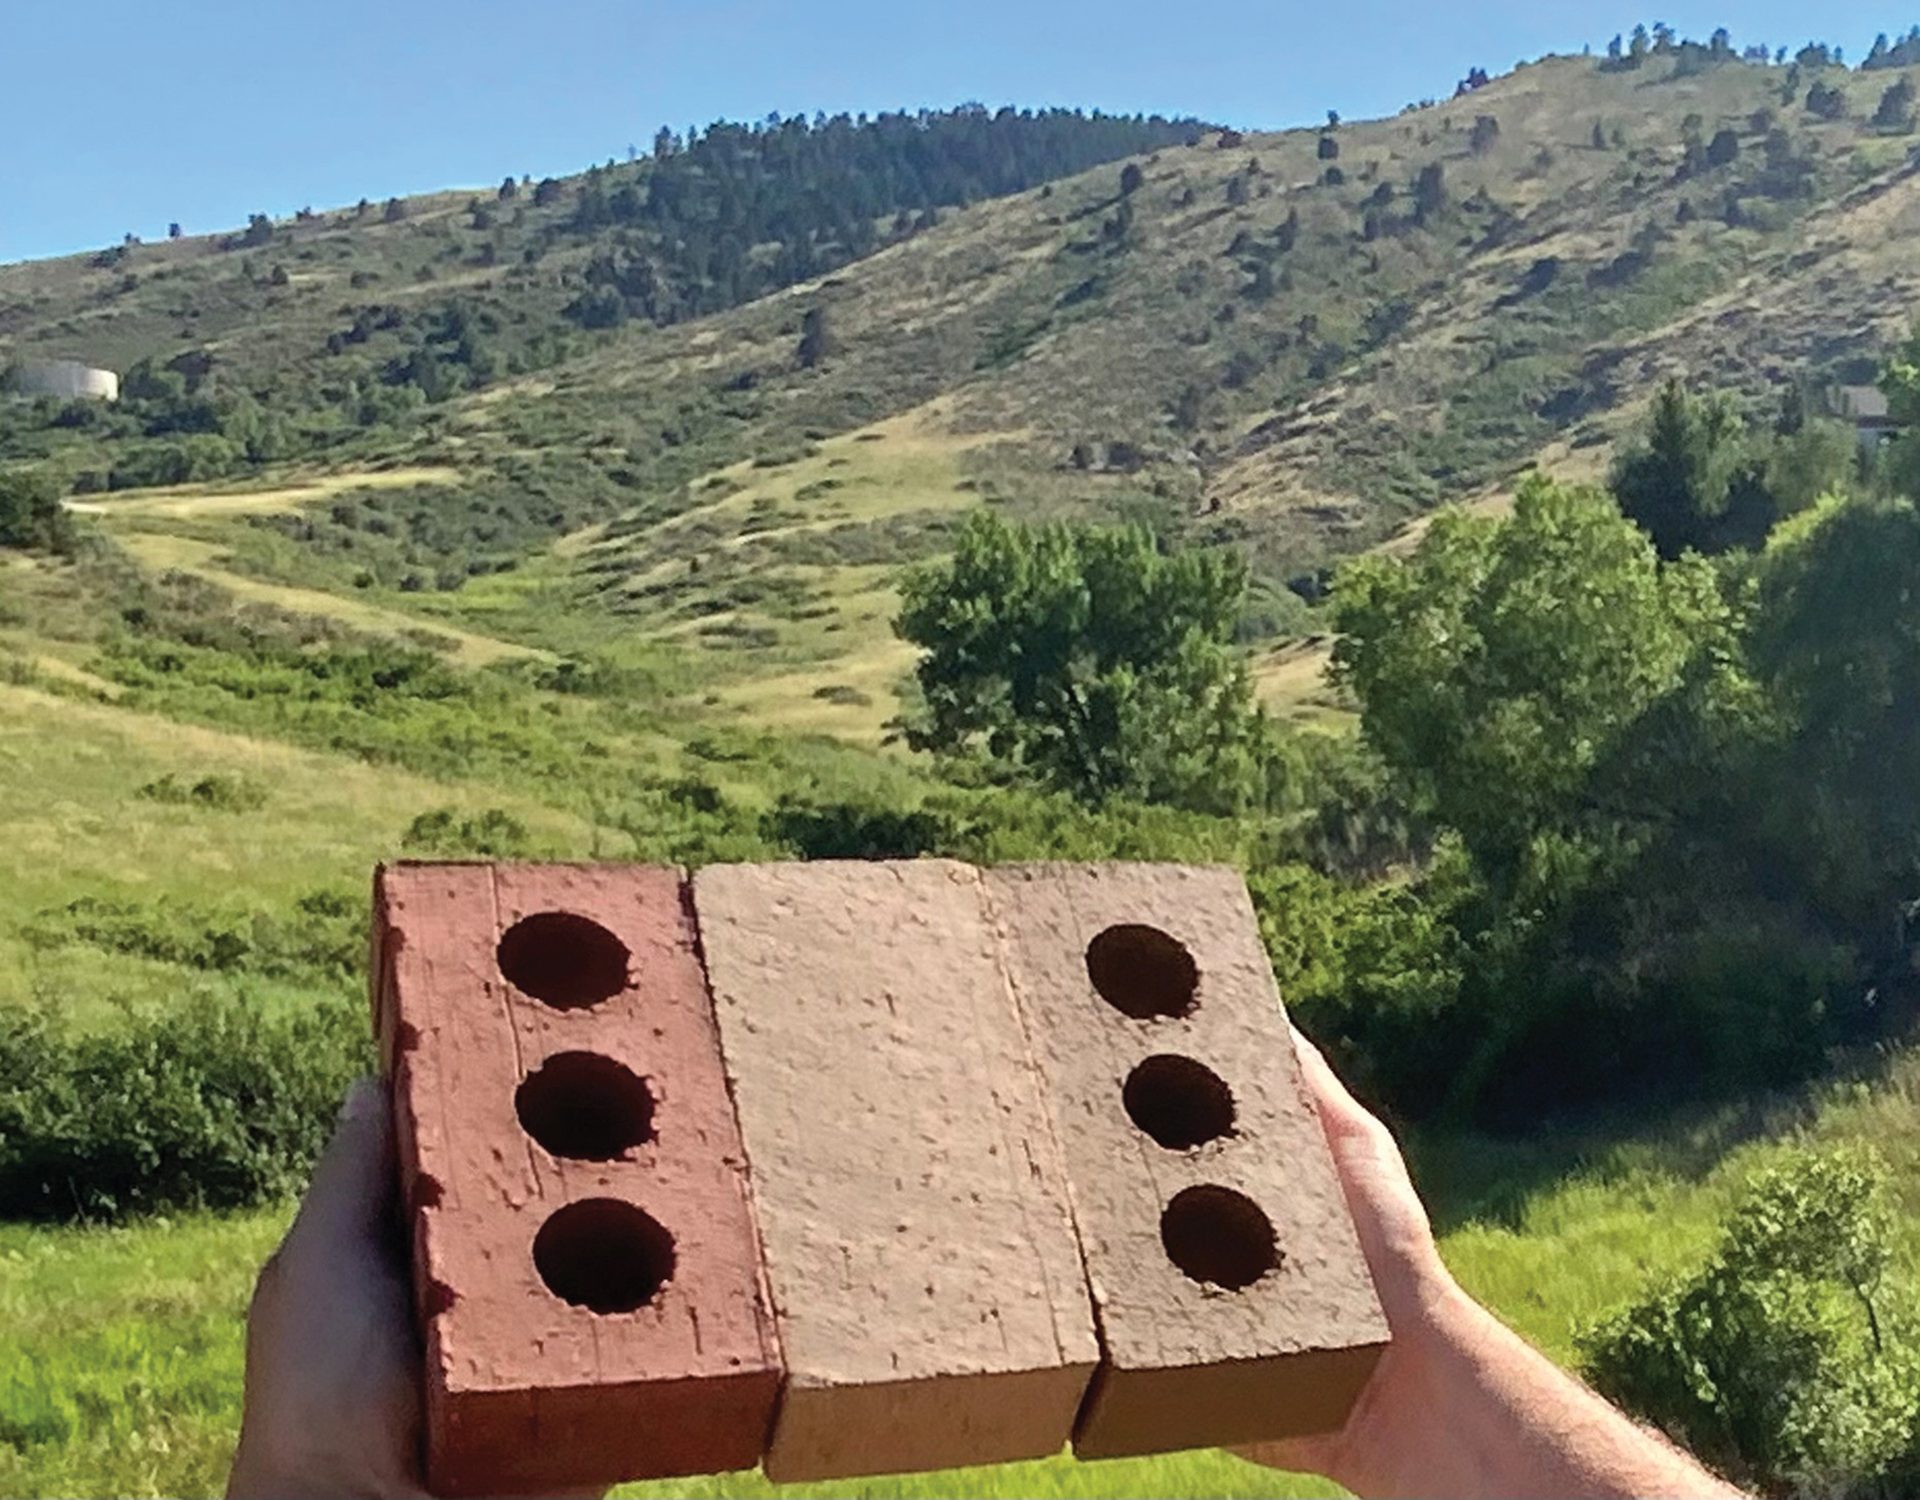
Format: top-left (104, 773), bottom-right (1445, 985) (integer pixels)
top-left (1, 2), bottom-right (1897, 264)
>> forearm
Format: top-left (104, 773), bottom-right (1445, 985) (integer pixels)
top-left (1333, 1278), bottom-right (1745, 1500)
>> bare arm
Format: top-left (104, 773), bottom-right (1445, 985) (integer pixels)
top-left (1239, 1031), bottom-right (1748, 1500)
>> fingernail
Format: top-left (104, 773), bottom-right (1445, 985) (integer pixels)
top-left (339, 1077), bottom-right (381, 1124)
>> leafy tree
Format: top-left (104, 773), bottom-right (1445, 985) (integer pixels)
top-left (382, 197), bottom-right (407, 223)
top-left (167, 221), bottom-right (182, 239)
top-left (895, 512), bottom-right (1273, 812)
top-left (1591, 119), bottom-right (1609, 149)
top-left (1317, 132), bottom-right (1339, 161)
top-left (1751, 496), bottom-right (1920, 931)
top-left (1118, 161), bottom-right (1144, 195)
top-left (1332, 476), bottom-right (1701, 873)
top-left (0, 467), bottom-right (72, 551)
top-left (1706, 128), bottom-right (1740, 166)
top-left (497, 176), bottom-right (518, 200)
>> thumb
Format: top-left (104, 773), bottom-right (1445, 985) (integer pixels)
top-left (285, 1078), bottom-right (396, 1257)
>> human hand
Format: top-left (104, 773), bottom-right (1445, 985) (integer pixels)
top-left (1240, 1029), bottom-right (1748, 1500)
top-left (1235, 1027), bottom-right (1465, 1493)
top-left (227, 1078), bottom-right (428, 1500)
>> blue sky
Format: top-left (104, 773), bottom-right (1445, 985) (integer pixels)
top-left (1, 2), bottom-right (1897, 264)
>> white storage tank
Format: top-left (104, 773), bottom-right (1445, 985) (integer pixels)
top-left (11, 359), bottom-right (120, 401)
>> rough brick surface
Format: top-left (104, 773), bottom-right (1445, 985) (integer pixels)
top-left (983, 863), bottom-right (1389, 1458)
top-left (693, 860), bottom-right (1099, 1481)
top-left (373, 863), bottom-right (780, 1496)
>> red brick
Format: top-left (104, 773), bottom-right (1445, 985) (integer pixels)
top-left (982, 863), bottom-right (1389, 1458)
top-left (691, 860), bottom-right (1098, 1481)
top-left (373, 863), bottom-right (781, 1496)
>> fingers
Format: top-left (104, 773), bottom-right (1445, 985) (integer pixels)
top-left (1290, 1024), bottom-right (1387, 1146)
top-left (284, 1078), bottom-right (395, 1258)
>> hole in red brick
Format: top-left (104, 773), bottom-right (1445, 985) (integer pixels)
top-left (497, 912), bottom-right (629, 1009)
top-left (1085, 924), bottom-right (1198, 1019)
top-left (1160, 1185), bottom-right (1278, 1290)
top-left (1123, 1055), bottom-right (1236, 1149)
top-left (516, 1052), bottom-right (656, 1160)
top-left (533, 1199), bottom-right (676, 1314)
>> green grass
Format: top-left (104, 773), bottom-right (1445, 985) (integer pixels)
top-left (4, 1055), bottom-right (1916, 1498)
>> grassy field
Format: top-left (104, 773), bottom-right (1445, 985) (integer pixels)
top-left (3, 1049), bottom-right (1914, 1498)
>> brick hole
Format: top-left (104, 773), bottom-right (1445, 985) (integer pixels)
top-left (497, 912), bottom-right (629, 1009)
top-left (516, 1052), bottom-right (656, 1160)
top-left (1085, 924), bottom-right (1198, 1019)
top-left (1123, 1054), bottom-right (1236, 1149)
top-left (1160, 1185), bottom-right (1278, 1290)
top-left (533, 1199), bottom-right (676, 1314)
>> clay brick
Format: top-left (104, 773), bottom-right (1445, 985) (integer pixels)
top-left (982, 863), bottom-right (1389, 1459)
top-left (373, 863), bottom-right (781, 1496)
top-left (691, 860), bottom-right (1099, 1481)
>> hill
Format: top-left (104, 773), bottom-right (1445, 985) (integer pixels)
top-left (7, 48), bottom-right (1920, 738)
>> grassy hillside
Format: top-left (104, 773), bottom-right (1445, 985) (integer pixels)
top-left (10, 48), bottom-right (1918, 740)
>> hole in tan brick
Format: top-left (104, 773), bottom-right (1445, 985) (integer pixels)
top-left (497, 912), bottom-right (630, 1009)
top-left (516, 1052), bottom-right (657, 1160)
top-left (1160, 1185), bottom-right (1278, 1290)
top-left (1123, 1055), bottom-right (1236, 1149)
top-left (1085, 924), bottom-right (1198, 1019)
top-left (533, 1199), bottom-right (676, 1313)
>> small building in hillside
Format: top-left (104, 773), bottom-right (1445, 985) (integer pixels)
top-left (1832, 384), bottom-right (1903, 457)
top-left (6, 359), bottom-right (120, 402)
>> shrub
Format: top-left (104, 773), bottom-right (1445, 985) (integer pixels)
top-left (402, 806), bottom-right (531, 858)
top-left (0, 993), bottom-right (365, 1219)
top-left (24, 889), bottom-right (360, 978)
top-left (136, 771), bottom-right (269, 811)
top-left (1580, 1146), bottom-right (1920, 1496)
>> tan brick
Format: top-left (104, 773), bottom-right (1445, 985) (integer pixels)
top-left (983, 863), bottom-right (1389, 1458)
top-left (692, 860), bottom-right (1098, 1481)
top-left (374, 863), bottom-right (781, 1496)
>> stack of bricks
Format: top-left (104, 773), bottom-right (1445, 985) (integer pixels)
top-left (373, 860), bottom-right (1388, 1495)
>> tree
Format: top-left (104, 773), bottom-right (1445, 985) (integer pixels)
top-left (1468, 114), bottom-right (1500, 155)
top-left (895, 512), bottom-right (1272, 812)
top-left (1609, 379), bottom-right (1766, 558)
top-left (1331, 476), bottom-right (1701, 873)
top-left (1706, 128), bottom-right (1740, 167)
top-left (796, 305), bottom-right (834, 369)
top-left (1591, 119), bottom-right (1609, 150)
top-left (1412, 162), bottom-right (1445, 221)
top-left (1752, 496), bottom-right (1920, 929)
top-left (497, 176), bottom-right (518, 200)
top-left (1872, 76), bottom-right (1916, 133)
top-left (167, 221), bottom-right (182, 239)
top-left (0, 468), bottom-right (72, 552)
top-left (1317, 132), bottom-right (1340, 161)
top-left (1805, 80), bottom-right (1847, 121)
top-left (1118, 161), bottom-right (1144, 196)
top-left (382, 197), bottom-right (407, 223)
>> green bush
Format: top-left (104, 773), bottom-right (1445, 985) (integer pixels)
top-left (24, 889), bottom-right (360, 979)
top-left (136, 771), bottom-right (269, 811)
top-left (402, 806), bottom-right (531, 857)
top-left (0, 993), bottom-right (365, 1219)
top-left (1580, 1146), bottom-right (1920, 1497)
